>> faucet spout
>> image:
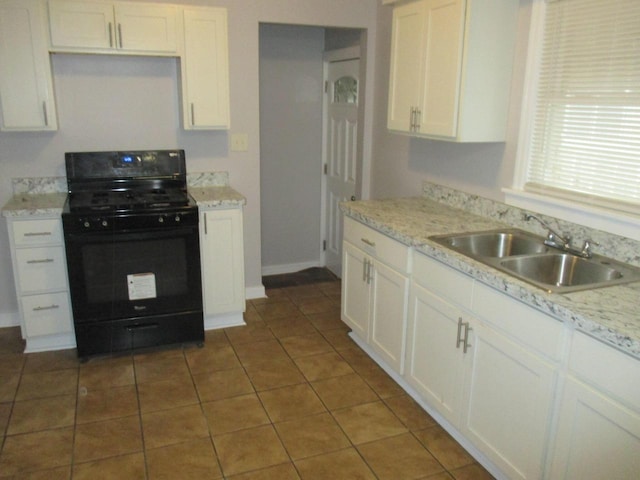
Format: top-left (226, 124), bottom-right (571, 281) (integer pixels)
top-left (523, 213), bottom-right (572, 251)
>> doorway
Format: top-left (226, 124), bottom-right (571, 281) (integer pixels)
top-left (259, 25), bottom-right (365, 278)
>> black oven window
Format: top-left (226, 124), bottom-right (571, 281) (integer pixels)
top-left (81, 238), bottom-right (188, 304)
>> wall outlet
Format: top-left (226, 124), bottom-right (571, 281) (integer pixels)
top-left (231, 133), bottom-right (249, 152)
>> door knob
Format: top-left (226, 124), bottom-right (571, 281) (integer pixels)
top-left (350, 196), bottom-right (356, 201)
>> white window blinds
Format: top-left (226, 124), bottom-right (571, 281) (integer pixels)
top-left (526, 0), bottom-right (640, 214)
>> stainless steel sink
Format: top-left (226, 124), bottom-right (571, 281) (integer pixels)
top-left (430, 229), bottom-right (640, 293)
top-left (432, 229), bottom-right (548, 258)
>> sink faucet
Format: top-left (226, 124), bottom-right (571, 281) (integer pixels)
top-left (523, 213), bottom-right (572, 248)
top-left (523, 213), bottom-right (597, 258)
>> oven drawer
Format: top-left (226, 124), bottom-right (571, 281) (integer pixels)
top-left (12, 219), bottom-right (64, 246)
top-left (21, 292), bottom-right (73, 337)
top-left (15, 246), bottom-right (68, 293)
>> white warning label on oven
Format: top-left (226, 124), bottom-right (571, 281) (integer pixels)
top-left (127, 273), bottom-right (157, 300)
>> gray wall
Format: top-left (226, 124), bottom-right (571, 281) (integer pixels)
top-left (0, 0), bottom-right (379, 326)
top-left (369, 0), bottom-right (532, 201)
top-left (259, 24), bottom-right (325, 274)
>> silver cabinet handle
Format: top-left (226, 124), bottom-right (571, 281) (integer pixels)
top-left (362, 258), bottom-right (368, 282)
top-left (108, 22), bottom-right (113, 47)
top-left (33, 304), bottom-right (59, 312)
top-left (118, 23), bottom-right (123, 48)
top-left (203, 212), bottom-right (207, 235)
top-left (26, 258), bottom-right (54, 264)
top-left (366, 259), bottom-right (371, 285)
top-left (456, 317), bottom-right (472, 353)
top-left (24, 232), bottom-right (52, 237)
top-left (361, 238), bottom-right (375, 247)
top-left (415, 108), bottom-right (421, 131)
top-left (410, 106), bottom-right (415, 131)
top-left (463, 323), bottom-right (472, 354)
top-left (42, 101), bottom-right (48, 126)
top-left (190, 103), bottom-right (195, 125)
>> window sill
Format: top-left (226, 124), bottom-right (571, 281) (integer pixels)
top-left (503, 188), bottom-right (640, 241)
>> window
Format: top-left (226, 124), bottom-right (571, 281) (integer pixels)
top-left (508, 0), bottom-right (640, 239)
top-left (333, 75), bottom-right (358, 104)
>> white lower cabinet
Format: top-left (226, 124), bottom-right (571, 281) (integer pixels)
top-left (407, 253), bottom-right (560, 479)
top-left (7, 216), bottom-right (74, 352)
top-left (406, 282), bottom-right (468, 426)
top-left (199, 207), bottom-right (245, 329)
top-left (461, 318), bottom-right (557, 480)
top-left (549, 332), bottom-right (640, 479)
top-left (341, 217), bottom-right (640, 478)
top-left (341, 217), bottom-right (411, 373)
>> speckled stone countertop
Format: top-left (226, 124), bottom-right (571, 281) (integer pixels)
top-left (2, 193), bottom-right (68, 217)
top-left (341, 197), bottom-right (640, 360)
top-left (189, 186), bottom-right (246, 208)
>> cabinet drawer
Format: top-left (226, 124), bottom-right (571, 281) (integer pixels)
top-left (569, 332), bottom-right (640, 410)
top-left (21, 292), bottom-right (73, 337)
top-left (412, 253), bottom-right (473, 309)
top-left (472, 282), bottom-right (564, 361)
top-left (344, 217), bottom-right (410, 273)
top-left (15, 246), bottom-right (68, 293)
top-left (12, 219), bottom-right (63, 246)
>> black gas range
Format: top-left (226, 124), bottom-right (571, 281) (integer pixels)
top-left (61, 150), bottom-right (204, 358)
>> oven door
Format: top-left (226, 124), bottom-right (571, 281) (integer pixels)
top-left (64, 224), bottom-right (202, 324)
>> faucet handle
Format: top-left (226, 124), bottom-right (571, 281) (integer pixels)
top-left (581, 239), bottom-right (599, 257)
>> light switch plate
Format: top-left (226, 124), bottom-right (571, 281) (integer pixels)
top-left (231, 133), bottom-right (249, 152)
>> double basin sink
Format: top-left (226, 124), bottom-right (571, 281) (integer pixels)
top-left (430, 229), bottom-right (640, 293)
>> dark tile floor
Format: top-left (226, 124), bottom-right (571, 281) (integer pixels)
top-left (0, 270), bottom-right (494, 479)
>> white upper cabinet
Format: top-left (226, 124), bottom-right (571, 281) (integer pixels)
top-left (181, 7), bottom-right (230, 129)
top-left (387, 0), bottom-right (428, 133)
top-left (0, 0), bottom-right (57, 131)
top-left (387, 0), bottom-right (519, 142)
top-left (48, 0), bottom-right (178, 54)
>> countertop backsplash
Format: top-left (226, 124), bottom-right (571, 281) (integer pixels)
top-left (422, 181), bottom-right (640, 267)
top-left (186, 171), bottom-right (229, 187)
top-left (12, 177), bottom-right (67, 195)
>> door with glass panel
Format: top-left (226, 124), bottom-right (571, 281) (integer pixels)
top-left (323, 52), bottom-right (359, 278)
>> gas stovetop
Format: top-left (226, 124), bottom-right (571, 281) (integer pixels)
top-left (61, 150), bottom-right (199, 232)
top-left (66, 188), bottom-right (193, 214)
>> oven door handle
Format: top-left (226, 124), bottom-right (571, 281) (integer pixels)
top-left (64, 225), bottom-right (198, 243)
top-left (126, 323), bottom-right (159, 332)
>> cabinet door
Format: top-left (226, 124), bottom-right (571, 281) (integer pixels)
top-left (341, 241), bottom-right (370, 340)
top-left (15, 246), bottom-right (68, 294)
top-left (49, 0), bottom-right (114, 49)
top-left (418, 0), bottom-right (465, 137)
top-left (115, 3), bottom-right (177, 53)
top-left (182, 8), bottom-right (230, 129)
top-left (387, 0), bottom-right (426, 132)
top-left (549, 377), bottom-right (640, 480)
top-left (200, 208), bottom-right (245, 316)
top-left (370, 260), bottom-right (409, 373)
top-left (21, 292), bottom-right (73, 337)
top-left (462, 320), bottom-right (557, 480)
top-left (405, 282), bottom-right (466, 426)
top-left (0, 0), bottom-right (57, 131)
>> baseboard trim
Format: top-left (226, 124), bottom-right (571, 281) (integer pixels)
top-left (261, 260), bottom-right (321, 277)
top-left (204, 312), bottom-right (245, 330)
top-left (0, 311), bottom-right (20, 328)
top-left (246, 285), bottom-right (266, 299)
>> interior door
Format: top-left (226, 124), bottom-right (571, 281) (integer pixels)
top-left (324, 54), bottom-right (359, 278)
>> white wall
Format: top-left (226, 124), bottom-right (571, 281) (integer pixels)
top-left (369, 0), bottom-right (532, 201)
top-left (259, 24), bottom-right (325, 274)
top-left (0, 0), bottom-right (379, 323)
